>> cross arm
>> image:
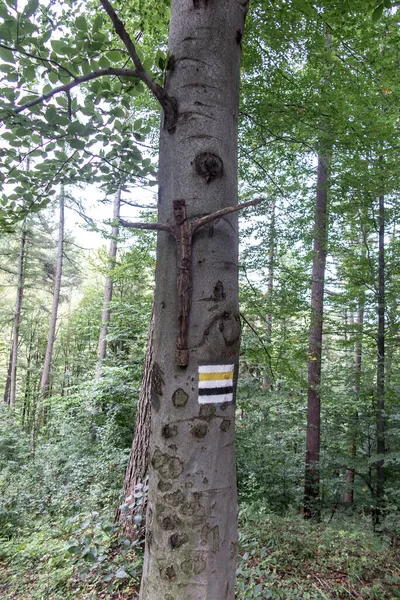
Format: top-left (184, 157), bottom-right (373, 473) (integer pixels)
top-left (191, 197), bottom-right (264, 232)
top-left (119, 218), bottom-right (172, 234)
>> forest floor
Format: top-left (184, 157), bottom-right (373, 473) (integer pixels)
top-left (1, 509), bottom-right (399, 600)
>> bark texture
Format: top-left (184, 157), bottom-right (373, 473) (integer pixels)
top-left (304, 145), bottom-right (330, 521)
top-left (375, 194), bottom-right (385, 527)
top-left (118, 304), bottom-right (155, 537)
top-left (4, 224), bottom-right (27, 406)
top-left (139, 1), bottom-right (248, 598)
top-left (96, 187), bottom-right (121, 377)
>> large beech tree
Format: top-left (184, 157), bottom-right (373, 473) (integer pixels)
top-left (138, 1), bottom-right (249, 597)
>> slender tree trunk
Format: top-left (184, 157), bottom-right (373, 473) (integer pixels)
top-left (33, 186), bottom-right (65, 441)
top-left (96, 187), bottom-right (121, 377)
top-left (303, 28), bottom-right (331, 521)
top-left (118, 303), bottom-right (155, 538)
top-left (139, 2), bottom-right (248, 598)
top-left (344, 302), bottom-right (364, 505)
top-left (3, 224), bottom-right (28, 406)
top-left (375, 194), bottom-right (385, 528)
top-left (303, 140), bottom-right (330, 521)
top-left (262, 199), bottom-right (275, 391)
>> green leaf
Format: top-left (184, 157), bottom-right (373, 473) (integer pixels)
top-left (68, 121), bottom-right (83, 135)
top-left (115, 568), bottom-right (128, 579)
top-left (69, 139), bottom-right (85, 150)
top-left (51, 40), bottom-right (70, 55)
top-left (372, 4), bottom-right (384, 21)
top-left (75, 15), bottom-right (87, 31)
top-left (0, 46), bottom-right (14, 63)
top-left (106, 50), bottom-right (124, 63)
top-left (23, 0), bottom-right (39, 17)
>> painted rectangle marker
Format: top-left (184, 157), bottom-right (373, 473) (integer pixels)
top-left (198, 362), bottom-right (237, 404)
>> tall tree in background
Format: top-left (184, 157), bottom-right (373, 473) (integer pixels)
top-left (34, 185), bottom-right (65, 434)
top-left (118, 303), bottom-right (155, 538)
top-left (3, 221), bottom-right (27, 407)
top-left (304, 29), bottom-right (332, 521)
top-left (96, 187), bottom-right (121, 377)
top-left (375, 191), bottom-right (385, 527)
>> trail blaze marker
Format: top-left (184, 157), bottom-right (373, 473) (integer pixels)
top-left (198, 363), bottom-right (237, 404)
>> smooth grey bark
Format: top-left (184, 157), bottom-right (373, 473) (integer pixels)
top-left (139, 2), bottom-right (249, 599)
top-left (3, 223), bottom-right (27, 407)
top-left (118, 303), bottom-right (155, 538)
top-left (96, 187), bottom-right (121, 378)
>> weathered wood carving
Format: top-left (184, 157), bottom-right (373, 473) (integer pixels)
top-left (120, 197), bottom-right (263, 367)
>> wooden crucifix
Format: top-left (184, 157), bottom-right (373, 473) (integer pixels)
top-left (120, 197), bottom-right (263, 367)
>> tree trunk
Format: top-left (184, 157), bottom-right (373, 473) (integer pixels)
top-left (262, 199), bottom-right (275, 391)
top-left (3, 224), bottom-right (27, 406)
top-left (96, 187), bottom-right (121, 378)
top-left (344, 302), bottom-right (364, 505)
top-left (375, 193), bottom-right (385, 528)
top-left (139, 2), bottom-right (248, 598)
top-left (118, 303), bottom-right (155, 538)
top-left (34, 185), bottom-right (65, 439)
top-left (303, 140), bottom-right (330, 521)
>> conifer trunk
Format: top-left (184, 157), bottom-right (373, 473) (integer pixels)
top-left (96, 187), bottom-right (121, 377)
top-left (3, 224), bottom-right (27, 406)
top-left (139, 1), bottom-right (249, 598)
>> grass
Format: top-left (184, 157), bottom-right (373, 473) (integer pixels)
top-left (1, 507), bottom-right (399, 599)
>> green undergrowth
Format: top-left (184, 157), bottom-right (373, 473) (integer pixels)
top-left (1, 505), bottom-right (400, 599)
top-left (236, 505), bottom-right (400, 599)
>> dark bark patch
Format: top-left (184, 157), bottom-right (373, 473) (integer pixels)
top-left (161, 514), bottom-right (181, 530)
top-left (213, 280), bottom-right (226, 301)
top-left (219, 312), bottom-right (241, 346)
top-left (201, 524), bottom-right (220, 551)
top-left (203, 477), bottom-right (208, 484)
top-left (172, 387), bottom-right (188, 407)
top-left (220, 419), bottom-right (231, 432)
top-left (220, 402), bottom-right (229, 411)
top-left (164, 489), bottom-right (184, 505)
top-left (152, 362), bottom-right (164, 396)
top-left (151, 448), bottom-right (183, 479)
top-left (236, 29), bottom-right (242, 45)
top-left (194, 152), bottom-right (223, 184)
top-left (199, 404), bottom-right (216, 420)
top-left (191, 422), bottom-right (208, 438)
top-left (181, 557), bottom-right (206, 575)
top-left (158, 480), bottom-right (172, 492)
top-left (181, 500), bottom-right (205, 524)
top-left (162, 424), bottom-right (178, 438)
top-left (161, 565), bottom-right (177, 581)
top-left (193, 0), bottom-right (210, 8)
top-left (170, 532), bottom-right (188, 548)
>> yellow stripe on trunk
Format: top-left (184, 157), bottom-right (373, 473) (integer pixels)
top-left (199, 371), bottom-right (233, 381)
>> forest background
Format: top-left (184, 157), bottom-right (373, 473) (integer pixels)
top-left (1, 0), bottom-right (400, 598)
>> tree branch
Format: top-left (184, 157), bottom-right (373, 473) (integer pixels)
top-left (2, 68), bottom-right (138, 119)
top-left (192, 197), bottom-right (263, 232)
top-left (119, 218), bottom-right (171, 233)
top-left (0, 42), bottom-right (78, 80)
top-left (99, 0), bottom-right (177, 130)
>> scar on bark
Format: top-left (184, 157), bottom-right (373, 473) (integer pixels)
top-left (120, 197), bottom-right (263, 366)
